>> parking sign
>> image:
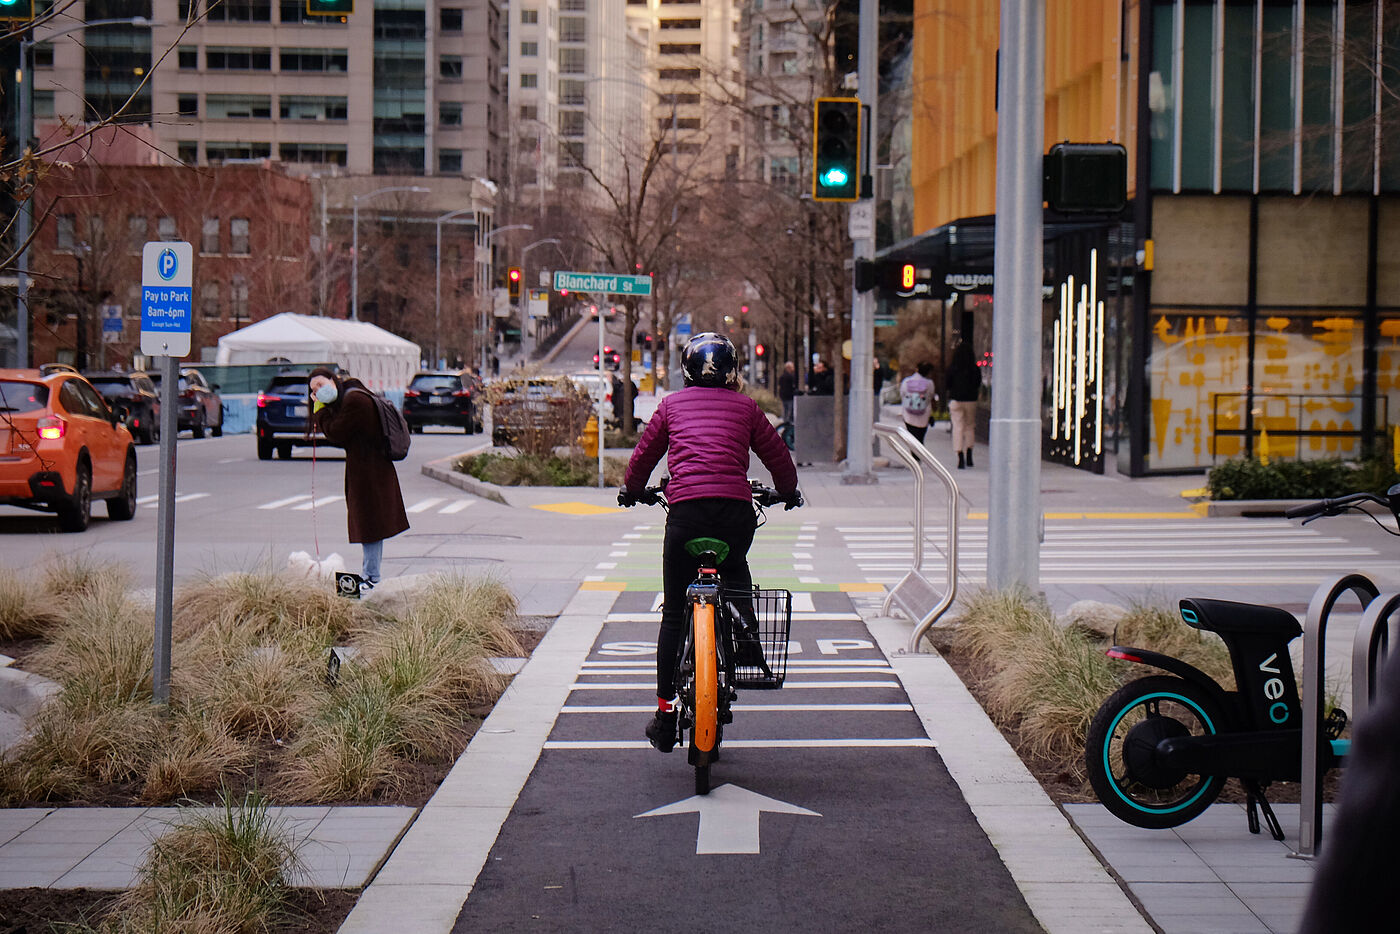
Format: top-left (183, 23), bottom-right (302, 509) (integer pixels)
top-left (140, 241), bottom-right (193, 357)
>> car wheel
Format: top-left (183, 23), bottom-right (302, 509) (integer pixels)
top-left (107, 451), bottom-right (138, 521)
top-left (212, 405), bottom-right (223, 437)
top-left (257, 435), bottom-right (274, 460)
top-left (278, 442), bottom-right (293, 459)
top-left (192, 412), bottom-right (206, 440)
top-left (57, 460), bottom-right (92, 533)
top-left (409, 422), bottom-right (422, 434)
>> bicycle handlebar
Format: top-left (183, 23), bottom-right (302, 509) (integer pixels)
top-left (617, 479), bottom-right (803, 510)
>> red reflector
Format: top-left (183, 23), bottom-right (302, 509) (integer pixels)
top-left (453, 390), bottom-right (470, 397)
top-left (1106, 648), bottom-right (1143, 663)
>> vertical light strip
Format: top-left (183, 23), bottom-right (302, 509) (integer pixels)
top-left (1333, 0), bottom-right (1345, 195)
top-left (1091, 249), bottom-right (1103, 456)
top-left (1051, 315), bottom-right (1062, 439)
top-left (1293, 0), bottom-right (1304, 194)
top-left (1174, 0), bottom-right (1186, 193)
top-left (1376, 0), bottom-right (1385, 195)
top-left (1253, 0), bottom-right (1263, 193)
top-left (1213, 0), bottom-right (1225, 193)
top-left (1075, 283), bottom-right (1087, 465)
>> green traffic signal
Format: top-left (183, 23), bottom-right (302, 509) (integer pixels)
top-left (0, 0), bottom-right (35, 22)
top-left (812, 97), bottom-right (860, 202)
top-left (305, 0), bottom-right (353, 16)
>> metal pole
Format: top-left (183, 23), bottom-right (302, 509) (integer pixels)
top-left (152, 353), bottom-right (179, 704)
top-left (15, 36), bottom-right (32, 368)
top-left (435, 217), bottom-right (443, 367)
top-left (987, 0), bottom-right (1045, 589)
top-left (844, 0), bottom-right (878, 485)
top-left (598, 311), bottom-right (606, 488)
top-left (319, 184), bottom-right (328, 316)
top-left (351, 198), bottom-right (360, 321)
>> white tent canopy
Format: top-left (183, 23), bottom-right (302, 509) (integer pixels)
top-left (215, 313), bottom-right (421, 391)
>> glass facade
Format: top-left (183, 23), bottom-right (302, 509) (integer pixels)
top-left (82, 0), bottom-right (153, 123)
top-left (373, 3), bottom-right (427, 174)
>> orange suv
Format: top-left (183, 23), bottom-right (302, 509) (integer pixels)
top-left (0, 369), bottom-right (138, 531)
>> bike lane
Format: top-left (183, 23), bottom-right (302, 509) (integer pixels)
top-left (451, 589), bottom-right (1044, 934)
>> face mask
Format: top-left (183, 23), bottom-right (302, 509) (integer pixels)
top-left (314, 383), bottom-right (338, 405)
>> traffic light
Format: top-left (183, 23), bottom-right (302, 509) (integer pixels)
top-left (0, 0), bottom-right (34, 23)
top-left (812, 97), bottom-right (861, 202)
top-left (306, 0), bottom-right (353, 16)
top-left (755, 343), bottom-right (766, 358)
top-left (1043, 142), bottom-right (1128, 214)
top-left (507, 266), bottom-right (522, 301)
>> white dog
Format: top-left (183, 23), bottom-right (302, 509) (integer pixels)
top-left (287, 550), bottom-right (346, 580)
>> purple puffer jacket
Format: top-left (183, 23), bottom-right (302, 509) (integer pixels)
top-left (624, 387), bottom-right (798, 504)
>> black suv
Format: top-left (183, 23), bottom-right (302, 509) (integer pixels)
top-left (256, 371), bottom-right (340, 460)
top-left (86, 371), bottom-right (161, 444)
top-left (148, 368), bottom-right (224, 438)
top-left (402, 371), bottom-right (480, 433)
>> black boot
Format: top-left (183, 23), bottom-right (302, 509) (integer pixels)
top-left (645, 709), bottom-right (678, 753)
top-left (966, 448), bottom-right (974, 467)
top-left (957, 450), bottom-right (965, 469)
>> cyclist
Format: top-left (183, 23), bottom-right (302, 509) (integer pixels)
top-left (618, 332), bottom-right (801, 753)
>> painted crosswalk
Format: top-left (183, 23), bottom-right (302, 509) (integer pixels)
top-left (840, 518), bottom-right (1382, 585)
top-left (240, 493), bottom-right (476, 515)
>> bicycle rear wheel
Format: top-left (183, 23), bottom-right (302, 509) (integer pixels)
top-left (691, 601), bottom-right (719, 794)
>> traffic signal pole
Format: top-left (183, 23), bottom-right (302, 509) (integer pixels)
top-left (987, 0), bottom-right (1044, 590)
top-left (842, 0), bottom-right (877, 485)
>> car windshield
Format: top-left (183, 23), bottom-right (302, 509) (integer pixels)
top-left (0, 380), bottom-right (49, 413)
top-left (410, 375), bottom-right (461, 391)
top-left (148, 374), bottom-right (193, 391)
top-left (87, 378), bottom-right (133, 396)
top-left (266, 376), bottom-right (310, 394)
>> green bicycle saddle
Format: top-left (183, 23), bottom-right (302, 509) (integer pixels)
top-left (685, 537), bottom-right (730, 563)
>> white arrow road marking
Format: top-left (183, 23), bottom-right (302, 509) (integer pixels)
top-left (635, 783), bottom-right (820, 854)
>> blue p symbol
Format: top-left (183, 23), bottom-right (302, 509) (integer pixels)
top-left (158, 249), bottom-right (178, 281)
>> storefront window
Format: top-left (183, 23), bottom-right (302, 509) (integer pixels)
top-left (1250, 310), bottom-right (1364, 461)
top-left (1147, 308), bottom-right (1250, 469)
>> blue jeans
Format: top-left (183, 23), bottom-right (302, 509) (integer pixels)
top-left (362, 539), bottom-right (383, 584)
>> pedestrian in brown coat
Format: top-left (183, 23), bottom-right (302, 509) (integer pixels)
top-left (308, 367), bottom-right (409, 585)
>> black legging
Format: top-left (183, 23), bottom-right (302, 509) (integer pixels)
top-left (656, 497), bottom-right (756, 698)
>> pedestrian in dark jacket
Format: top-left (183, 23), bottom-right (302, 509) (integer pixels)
top-left (308, 367), bottom-right (409, 585)
top-left (620, 332), bottom-right (800, 753)
top-left (945, 340), bottom-right (981, 469)
top-left (808, 359), bottom-right (834, 395)
top-left (777, 361), bottom-right (798, 424)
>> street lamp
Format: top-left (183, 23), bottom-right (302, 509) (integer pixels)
top-left (434, 208), bottom-right (478, 368)
top-left (519, 237), bottom-right (562, 355)
top-left (351, 185), bottom-right (428, 321)
top-left (475, 223), bottom-right (532, 372)
top-left (12, 16), bottom-right (155, 368)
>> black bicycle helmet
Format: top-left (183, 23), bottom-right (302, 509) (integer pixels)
top-left (681, 332), bottom-right (739, 388)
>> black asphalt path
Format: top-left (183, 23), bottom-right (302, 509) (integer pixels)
top-left (453, 593), bottom-right (1043, 933)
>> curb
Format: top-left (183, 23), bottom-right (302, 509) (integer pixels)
top-left (0, 667), bottom-right (59, 722)
top-left (421, 455), bottom-right (511, 506)
top-left (1202, 498), bottom-right (1391, 518)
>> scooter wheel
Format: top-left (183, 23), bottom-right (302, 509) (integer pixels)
top-left (1085, 675), bottom-right (1227, 829)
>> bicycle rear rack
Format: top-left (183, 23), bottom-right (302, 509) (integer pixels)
top-left (872, 423), bottom-right (961, 654)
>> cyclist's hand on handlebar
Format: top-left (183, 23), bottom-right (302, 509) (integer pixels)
top-left (617, 488), bottom-right (640, 507)
top-left (781, 489), bottom-right (804, 510)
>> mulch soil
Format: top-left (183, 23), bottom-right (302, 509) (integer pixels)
top-left (0, 887), bottom-right (359, 934)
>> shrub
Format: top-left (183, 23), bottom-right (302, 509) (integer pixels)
top-left (455, 451), bottom-right (627, 487)
top-left (1116, 602), bottom-right (1234, 688)
top-left (745, 385), bottom-right (781, 417)
top-left (1207, 456), bottom-right (1400, 501)
top-left (485, 375), bottom-right (593, 457)
top-left (0, 568), bottom-right (61, 641)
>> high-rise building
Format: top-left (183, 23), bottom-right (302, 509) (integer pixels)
top-left (33, 0), bottom-right (506, 179)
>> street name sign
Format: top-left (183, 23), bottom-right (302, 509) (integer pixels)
top-left (552, 270), bottom-right (653, 297)
top-left (140, 241), bottom-right (193, 357)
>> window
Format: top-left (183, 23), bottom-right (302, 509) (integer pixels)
top-left (520, 7), bottom-right (537, 23)
top-left (520, 41), bottom-right (538, 56)
top-left (559, 16), bottom-right (585, 42)
top-left (206, 142), bottom-right (272, 161)
top-left (519, 104), bottom-right (537, 121)
top-left (207, 0), bottom-right (272, 22)
top-left (33, 90), bottom-right (54, 118)
top-left (560, 110), bottom-right (586, 137)
top-left (520, 72), bottom-right (538, 88)
top-left (32, 42), bottom-right (52, 67)
top-left (206, 46), bottom-right (273, 70)
top-left (674, 93), bottom-right (700, 105)
top-left (660, 117), bottom-right (701, 131)
top-left (559, 141), bottom-right (584, 166)
top-left (279, 95), bottom-right (348, 120)
top-left (158, 216), bottom-right (178, 241)
top-left (439, 101), bottom-right (463, 126)
top-left (660, 18), bottom-right (701, 28)
top-left (660, 43), bottom-right (701, 55)
top-left (202, 217), bottom-right (220, 254)
top-left (206, 94), bottom-right (273, 119)
top-left (201, 281), bottom-right (221, 319)
top-left (178, 142), bottom-right (198, 164)
top-left (56, 215), bottom-right (76, 252)
top-left (280, 48), bottom-right (348, 72)
top-left (658, 68), bottom-right (700, 80)
top-left (230, 275), bottom-right (249, 321)
top-left (438, 149), bottom-right (463, 173)
top-left (177, 95), bottom-right (198, 117)
top-left (178, 46), bottom-right (197, 69)
top-left (278, 142), bottom-right (348, 165)
top-left (560, 79), bottom-right (585, 105)
top-left (440, 55), bottom-right (463, 80)
top-left (559, 47), bottom-right (585, 73)
top-left (280, 0), bottom-right (349, 24)
top-left (560, 0), bottom-right (584, 9)
top-left (127, 215), bottom-right (147, 251)
top-left (230, 218), bottom-right (251, 255)
top-left (440, 7), bottom-right (463, 31)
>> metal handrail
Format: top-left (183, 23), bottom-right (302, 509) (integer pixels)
top-left (872, 424), bottom-right (960, 653)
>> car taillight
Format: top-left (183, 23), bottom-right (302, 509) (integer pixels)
top-left (37, 416), bottom-right (65, 440)
top-left (257, 392), bottom-right (268, 407)
top-left (453, 389), bottom-right (470, 397)
top-left (405, 390), bottom-right (420, 398)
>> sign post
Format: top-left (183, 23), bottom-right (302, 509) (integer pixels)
top-left (141, 241), bottom-right (193, 705)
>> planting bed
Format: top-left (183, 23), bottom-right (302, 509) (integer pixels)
top-left (0, 888), bottom-right (357, 933)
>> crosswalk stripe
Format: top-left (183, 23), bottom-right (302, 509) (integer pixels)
top-left (406, 497), bottom-right (445, 514)
top-left (142, 492), bottom-right (210, 508)
top-left (258, 494), bottom-right (313, 510)
top-left (440, 499), bottom-right (473, 514)
top-left (578, 667), bottom-right (894, 676)
top-left (293, 495), bottom-right (344, 511)
top-left (570, 680), bottom-right (902, 690)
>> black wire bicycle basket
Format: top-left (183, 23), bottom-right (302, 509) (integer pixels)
top-left (722, 586), bottom-right (793, 689)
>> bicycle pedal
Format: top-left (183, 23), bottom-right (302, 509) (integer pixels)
top-left (1325, 708), bottom-right (1348, 740)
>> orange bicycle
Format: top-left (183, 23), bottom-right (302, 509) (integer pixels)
top-left (632, 480), bottom-right (797, 794)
